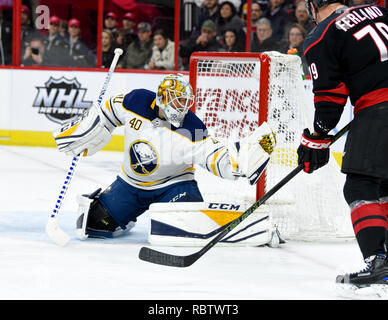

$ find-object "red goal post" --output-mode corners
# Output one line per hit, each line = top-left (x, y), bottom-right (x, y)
(189, 52), (274, 202)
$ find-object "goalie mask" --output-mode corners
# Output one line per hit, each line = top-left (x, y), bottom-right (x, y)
(156, 74), (195, 127)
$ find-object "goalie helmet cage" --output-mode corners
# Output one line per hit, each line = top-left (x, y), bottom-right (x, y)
(189, 51), (354, 240)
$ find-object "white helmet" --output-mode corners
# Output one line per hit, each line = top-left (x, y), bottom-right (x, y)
(156, 74), (194, 127)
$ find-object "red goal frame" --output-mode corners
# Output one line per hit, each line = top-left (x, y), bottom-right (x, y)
(188, 52), (274, 201)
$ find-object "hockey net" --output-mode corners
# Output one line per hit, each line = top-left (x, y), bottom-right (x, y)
(189, 51), (354, 240)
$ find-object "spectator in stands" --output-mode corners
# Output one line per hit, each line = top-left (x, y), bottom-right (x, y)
(42, 16), (68, 66)
(22, 37), (45, 66)
(250, 18), (280, 52)
(215, 1), (245, 47)
(0, 8), (12, 65)
(251, 2), (265, 33)
(115, 29), (126, 51)
(256, 0), (270, 12)
(59, 19), (69, 38)
(194, 0), (220, 35)
(279, 23), (309, 74)
(179, 19), (224, 70)
(223, 0), (242, 9)
(223, 28), (245, 51)
(66, 18), (95, 67)
(280, 23), (305, 52)
(104, 12), (118, 40)
(21, 5), (35, 52)
(101, 29), (116, 68)
(292, 2), (314, 34)
(146, 29), (176, 70)
(119, 22), (153, 69)
(283, 0), (297, 15)
(120, 12), (137, 49)
(264, 0), (289, 40)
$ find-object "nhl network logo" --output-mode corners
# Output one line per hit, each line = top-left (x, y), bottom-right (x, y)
(33, 76), (93, 124)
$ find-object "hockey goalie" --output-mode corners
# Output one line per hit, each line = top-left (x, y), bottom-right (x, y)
(53, 74), (281, 247)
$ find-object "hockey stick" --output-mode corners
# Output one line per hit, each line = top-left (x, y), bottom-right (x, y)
(46, 48), (123, 246)
(139, 123), (351, 267)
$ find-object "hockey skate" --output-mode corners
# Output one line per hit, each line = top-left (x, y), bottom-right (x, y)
(336, 254), (388, 288)
(336, 254), (388, 299)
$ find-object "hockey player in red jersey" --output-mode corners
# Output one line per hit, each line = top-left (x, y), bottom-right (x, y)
(297, 0), (388, 287)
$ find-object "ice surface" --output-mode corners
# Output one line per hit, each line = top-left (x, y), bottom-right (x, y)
(0, 145), (382, 300)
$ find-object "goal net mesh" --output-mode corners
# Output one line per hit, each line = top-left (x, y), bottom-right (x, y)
(191, 51), (354, 240)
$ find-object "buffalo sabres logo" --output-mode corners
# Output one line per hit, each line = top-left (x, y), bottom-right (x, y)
(129, 140), (159, 175)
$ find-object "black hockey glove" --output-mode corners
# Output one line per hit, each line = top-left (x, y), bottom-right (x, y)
(297, 128), (332, 174)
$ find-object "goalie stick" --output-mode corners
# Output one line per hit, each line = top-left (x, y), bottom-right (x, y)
(45, 48), (123, 246)
(139, 123), (351, 267)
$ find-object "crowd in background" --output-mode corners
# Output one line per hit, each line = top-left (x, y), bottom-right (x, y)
(0, 0), (374, 74)
(20, 6), (96, 68)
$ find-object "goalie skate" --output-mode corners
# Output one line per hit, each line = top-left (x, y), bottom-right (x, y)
(76, 189), (135, 239)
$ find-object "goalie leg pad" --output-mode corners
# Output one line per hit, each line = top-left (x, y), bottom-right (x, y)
(76, 188), (103, 240)
(147, 202), (282, 247)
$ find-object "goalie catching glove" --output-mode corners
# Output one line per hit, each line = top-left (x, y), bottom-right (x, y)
(53, 104), (113, 157)
(234, 122), (276, 185)
(297, 128), (332, 173)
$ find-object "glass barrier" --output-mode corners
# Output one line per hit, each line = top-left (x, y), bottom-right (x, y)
(103, 1), (175, 70)
(10, 0), (320, 74)
(21, 1), (97, 67)
(178, 0), (250, 70)
(0, 1), (12, 65)
(178, 0), (311, 76)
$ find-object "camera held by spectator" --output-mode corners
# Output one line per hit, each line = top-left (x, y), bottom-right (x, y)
(22, 37), (45, 66)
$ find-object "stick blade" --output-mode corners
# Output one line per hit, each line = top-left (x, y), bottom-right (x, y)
(46, 218), (70, 246)
(139, 247), (197, 268)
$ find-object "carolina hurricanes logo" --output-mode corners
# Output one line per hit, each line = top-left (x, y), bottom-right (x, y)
(129, 140), (159, 175)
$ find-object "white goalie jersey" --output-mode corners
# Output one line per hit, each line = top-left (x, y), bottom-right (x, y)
(112, 89), (239, 189)
(54, 88), (276, 190)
